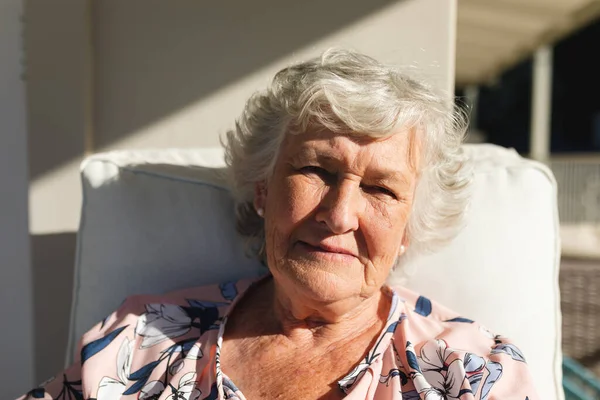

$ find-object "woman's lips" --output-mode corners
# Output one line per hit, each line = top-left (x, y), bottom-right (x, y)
(297, 240), (357, 257)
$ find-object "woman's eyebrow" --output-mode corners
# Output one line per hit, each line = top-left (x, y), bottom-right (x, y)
(292, 148), (338, 165)
(293, 148), (411, 182)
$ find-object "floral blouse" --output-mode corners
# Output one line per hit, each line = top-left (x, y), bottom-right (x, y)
(19, 275), (539, 399)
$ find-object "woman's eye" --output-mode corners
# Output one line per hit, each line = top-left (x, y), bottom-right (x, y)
(299, 166), (337, 184)
(300, 166), (327, 175)
(363, 185), (397, 199)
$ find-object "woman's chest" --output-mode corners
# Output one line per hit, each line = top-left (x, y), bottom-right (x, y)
(220, 340), (354, 400)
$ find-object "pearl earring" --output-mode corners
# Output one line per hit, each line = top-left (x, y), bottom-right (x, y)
(256, 208), (265, 217)
(399, 245), (406, 254)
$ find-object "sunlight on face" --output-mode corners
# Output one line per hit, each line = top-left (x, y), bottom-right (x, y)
(259, 129), (419, 304)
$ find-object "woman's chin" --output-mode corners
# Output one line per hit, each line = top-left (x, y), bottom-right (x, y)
(273, 260), (364, 304)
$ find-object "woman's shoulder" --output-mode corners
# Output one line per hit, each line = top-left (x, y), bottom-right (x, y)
(390, 284), (525, 356)
(20, 278), (259, 400)
(121, 276), (258, 309)
(83, 277), (259, 351)
(392, 285), (474, 324)
(389, 285), (539, 399)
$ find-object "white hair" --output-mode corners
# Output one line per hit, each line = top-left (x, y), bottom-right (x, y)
(223, 48), (472, 264)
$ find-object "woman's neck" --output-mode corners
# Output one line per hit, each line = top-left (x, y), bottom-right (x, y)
(220, 277), (393, 400)
(261, 278), (390, 347)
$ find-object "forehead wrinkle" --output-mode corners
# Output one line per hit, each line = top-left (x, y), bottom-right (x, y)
(291, 136), (358, 165)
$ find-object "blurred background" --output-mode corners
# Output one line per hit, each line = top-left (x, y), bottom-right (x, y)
(453, 1), (600, 397)
(2, 0), (600, 397)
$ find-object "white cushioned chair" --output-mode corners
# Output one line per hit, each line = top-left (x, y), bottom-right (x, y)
(66, 144), (563, 399)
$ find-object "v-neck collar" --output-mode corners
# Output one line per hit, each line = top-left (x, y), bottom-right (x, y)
(213, 274), (403, 398)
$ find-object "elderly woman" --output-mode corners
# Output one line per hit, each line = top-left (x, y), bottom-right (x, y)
(21, 49), (538, 400)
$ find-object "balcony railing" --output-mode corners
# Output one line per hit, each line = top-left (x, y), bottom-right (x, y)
(551, 155), (600, 225)
(549, 155), (600, 258)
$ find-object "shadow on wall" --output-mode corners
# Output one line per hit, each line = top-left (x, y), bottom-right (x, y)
(26, 0), (399, 179)
(31, 232), (76, 381)
(24, 0), (409, 383)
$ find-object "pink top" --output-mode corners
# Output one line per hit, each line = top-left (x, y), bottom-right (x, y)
(19, 276), (539, 399)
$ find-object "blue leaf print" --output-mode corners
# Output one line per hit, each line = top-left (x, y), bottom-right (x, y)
(186, 299), (229, 309)
(203, 382), (219, 400)
(162, 337), (198, 355)
(163, 343), (183, 355)
(414, 296), (432, 317)
(481, 361), (503, 400)
(379, 368), (408, 386)
(491, 343), (527, 362)
(464, 353), (485, 395)
(183, 304), (222, 335)
(123, 376), (151, 395)
(80, 325), (128, 365)
(385, 321), (399, 334)
(128, 360), (162, 380)
(183, 339), (197, 351)
(398, 369), (409, 385)
(27, 388), (45, 398)
(219, 282), (238, 301)
(445, 316), (474, 323)
(405, 348), (421, 372)
(464, 353), (485, 373)
(467, 373), (483, 395)
(123, 360), (162, 395)
(223, 376), (240, 392)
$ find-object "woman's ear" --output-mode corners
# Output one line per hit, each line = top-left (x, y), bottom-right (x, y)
(399, 229), (410, 255)
(253, 181), (267, 216)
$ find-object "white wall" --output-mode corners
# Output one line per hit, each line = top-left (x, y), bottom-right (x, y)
(30, 0), (456, 234)
(25, 0), (456, 384)
(27, 0), (88, 234)
(0, 0), (34, 396)
(24, 0), (89, 386)
(93, 0), (455, 154)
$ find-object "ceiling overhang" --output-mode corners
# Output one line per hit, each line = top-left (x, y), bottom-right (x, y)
(456, 0), (600, 87)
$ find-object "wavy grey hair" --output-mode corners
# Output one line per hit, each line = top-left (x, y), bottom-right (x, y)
(223, 48), (471, 265)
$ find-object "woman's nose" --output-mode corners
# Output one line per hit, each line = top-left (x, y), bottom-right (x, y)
(315, 180), (361, 234)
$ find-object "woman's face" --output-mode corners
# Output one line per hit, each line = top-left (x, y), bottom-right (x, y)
(258, 129), (419, 304)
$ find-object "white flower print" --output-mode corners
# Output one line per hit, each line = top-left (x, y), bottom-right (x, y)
(338, 361), (370, 390)
(136, 304), (192, 348)
(139, 372), (200, 400)
(186, 344), (203, 359)
(413, 340), (468, 400)
(139, 380), (166, 399)
(97, 377), (127, 399)
(166, 372), (201, 400)
(96, 338), (134, 400)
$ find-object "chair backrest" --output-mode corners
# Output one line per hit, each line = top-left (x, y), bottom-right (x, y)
(68, 144), (563, 399)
